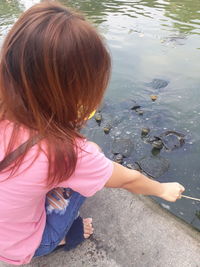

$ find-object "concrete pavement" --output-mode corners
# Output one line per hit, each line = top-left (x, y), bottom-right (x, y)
(1, 188), (200, 267)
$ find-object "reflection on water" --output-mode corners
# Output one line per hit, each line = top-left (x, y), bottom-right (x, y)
(0, 0), (200, 230)
(164, 0), (200, 34)
(1, 0), (200, 33)
(0, 0), (39, 38)
(62, 0), (200, 35)
(0, 0), (22, 36)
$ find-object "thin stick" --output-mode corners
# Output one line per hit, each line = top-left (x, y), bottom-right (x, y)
(181, 194), (200, 202)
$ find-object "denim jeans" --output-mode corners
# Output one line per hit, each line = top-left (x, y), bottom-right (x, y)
(34, 189), (86, 257)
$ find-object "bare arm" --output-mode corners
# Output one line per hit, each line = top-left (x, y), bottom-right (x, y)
(88, 141), (185, 202)
(105, 162), (185, 202)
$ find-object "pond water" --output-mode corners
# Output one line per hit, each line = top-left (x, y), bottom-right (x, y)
(0, 0), (200, 230)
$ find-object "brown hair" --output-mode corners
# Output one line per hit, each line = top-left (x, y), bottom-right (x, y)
(0, 1), (111, 186)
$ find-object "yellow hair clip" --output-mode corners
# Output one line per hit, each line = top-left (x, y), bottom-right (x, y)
(88, 110), (96, 119)
(78, 106), (96, 120)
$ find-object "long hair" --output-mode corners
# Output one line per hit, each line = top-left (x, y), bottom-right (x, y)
(0, 1), (111, 186)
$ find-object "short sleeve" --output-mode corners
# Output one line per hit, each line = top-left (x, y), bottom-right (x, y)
(58, 140), (114, 197)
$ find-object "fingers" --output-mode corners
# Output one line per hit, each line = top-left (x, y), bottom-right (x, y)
(180, 185), (185, 193)
(160, 182), (185, 202)
(176, 183), (185, 199)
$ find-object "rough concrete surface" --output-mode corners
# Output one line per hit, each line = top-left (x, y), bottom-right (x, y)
(0, 188), (200, 267)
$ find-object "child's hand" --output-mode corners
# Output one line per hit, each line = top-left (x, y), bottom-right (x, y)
(159, 182), (185, 202)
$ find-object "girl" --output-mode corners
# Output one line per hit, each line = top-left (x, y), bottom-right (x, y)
(0, 1), (184, 265)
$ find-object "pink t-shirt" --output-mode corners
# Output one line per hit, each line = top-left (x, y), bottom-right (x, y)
(0, 121), (113, 265)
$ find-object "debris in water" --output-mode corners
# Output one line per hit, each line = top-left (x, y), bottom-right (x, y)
(141, 128), (150, 137)
(103, 124), (112, 134)
(95, 112), (102, 125)
(150, 95), (158, 101)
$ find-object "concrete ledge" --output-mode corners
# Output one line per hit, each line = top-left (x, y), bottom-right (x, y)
(1, 189), (200, 267)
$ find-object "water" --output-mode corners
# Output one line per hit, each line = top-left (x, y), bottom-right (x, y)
(0, 0), (200, 230)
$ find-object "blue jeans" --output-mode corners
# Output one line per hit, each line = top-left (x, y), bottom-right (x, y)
(34, 189), (86, 257)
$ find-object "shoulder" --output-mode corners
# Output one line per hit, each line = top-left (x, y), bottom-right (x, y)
(58, 139), (114, 197)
